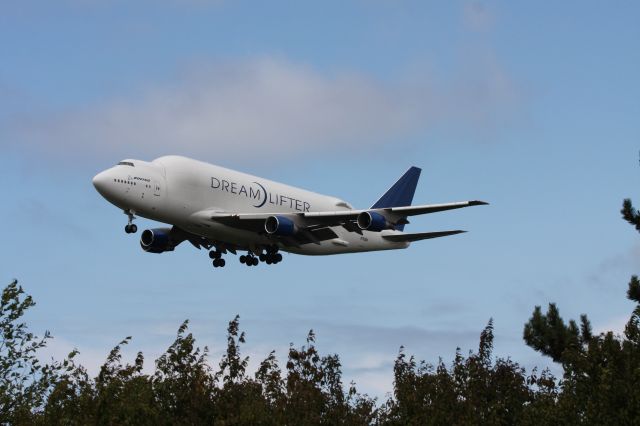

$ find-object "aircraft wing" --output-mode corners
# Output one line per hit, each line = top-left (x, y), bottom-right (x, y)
(190, 211), (341, 245)
(190, 200), (487, 241)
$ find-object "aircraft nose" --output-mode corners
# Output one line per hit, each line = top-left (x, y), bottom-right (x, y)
(92, 170), (110, 195)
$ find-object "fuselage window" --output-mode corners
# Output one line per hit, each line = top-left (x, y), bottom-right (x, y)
(118, 161), (134, 167)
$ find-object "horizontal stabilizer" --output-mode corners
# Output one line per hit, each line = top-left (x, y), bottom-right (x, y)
(382, 230), (466, 242)
(386, 200), (488, 216)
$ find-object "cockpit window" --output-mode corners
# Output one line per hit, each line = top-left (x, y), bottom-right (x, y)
(118, 161), (135, 167)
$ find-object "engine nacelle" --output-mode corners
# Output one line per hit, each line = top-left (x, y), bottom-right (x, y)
(357, 211), (393, 232)
(265, 215), (297, 236)
(140, 228), (175, 253)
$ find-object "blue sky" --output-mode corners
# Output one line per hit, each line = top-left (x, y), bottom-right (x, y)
(1, 0), (639, 397)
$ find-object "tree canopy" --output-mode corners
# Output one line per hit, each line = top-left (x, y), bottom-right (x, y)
(1, 199), (640, 424)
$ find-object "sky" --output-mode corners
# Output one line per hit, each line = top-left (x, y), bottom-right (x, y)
(1, 0), (640, 398)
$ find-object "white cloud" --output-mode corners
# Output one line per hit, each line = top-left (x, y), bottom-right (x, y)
(5, 56), (520, 166)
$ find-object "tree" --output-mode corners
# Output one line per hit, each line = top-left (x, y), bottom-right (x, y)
(621, 198), (640, 231)
(283, 330), (375, 425)
(6, 179), (640, 423)
(517, 196), (640, 423)
(152, 319), (215, 424)
(0, 280), (76, 424)
(523, 304), (592, 364)
(380, 320), (541, 425)
(211, 315), (271, 425)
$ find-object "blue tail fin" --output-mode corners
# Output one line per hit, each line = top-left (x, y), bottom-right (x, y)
(371, 166), (421, 231)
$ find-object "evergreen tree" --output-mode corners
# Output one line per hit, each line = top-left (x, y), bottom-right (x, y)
(516, 197), (640, 423)
(621, 198), (640, 232)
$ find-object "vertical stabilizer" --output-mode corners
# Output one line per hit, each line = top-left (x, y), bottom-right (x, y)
(370, 167), (421, 231)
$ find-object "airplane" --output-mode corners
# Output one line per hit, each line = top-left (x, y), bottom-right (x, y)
(92, 155), (487, 268)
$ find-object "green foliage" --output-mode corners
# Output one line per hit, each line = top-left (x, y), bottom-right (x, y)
(0, 295), (378, 425)
(621, 198), (640, 231)
(3, 191), (640, 423)
(522, 303), (591, 363)
(153, 319), (215, 423)
(522, 276), (640, 423)
(283, 330), (362, 425)
(379, 319), (543, 425)
(3, 274), (640, 424)
(627, 275), (640, 303)
(211, 316), (269, 425)
(0, 280), (77, 424)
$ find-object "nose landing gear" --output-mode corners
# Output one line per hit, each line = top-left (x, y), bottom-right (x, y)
(124, 210), (137, 234)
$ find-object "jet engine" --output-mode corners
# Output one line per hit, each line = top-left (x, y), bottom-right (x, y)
(140, 228), (175, 253)
(357, 211), (394, 232)
(264, 216), (297, 236)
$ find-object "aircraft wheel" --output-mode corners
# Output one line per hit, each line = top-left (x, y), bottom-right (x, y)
(240, 255), (246, 264)
(259, 254), (266, 262)
(130, 224), (137, 233)
(212, 259), (219, 268)
(266, 258), (272, 265)
(252, 257), (259, 266)
(275, 253), (283, 262)
(125, 225), (131, 233)
(219, 258), (226, 267)
(209, 250), (221, 259)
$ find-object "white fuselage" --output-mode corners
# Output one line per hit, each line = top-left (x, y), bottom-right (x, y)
(92, 156), (409, 255)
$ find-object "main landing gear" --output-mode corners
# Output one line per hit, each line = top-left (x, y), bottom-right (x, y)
(240, 246), (282, 267)
(260, 246), (283, 265)
(239, 254), (259, 267)
(208, 245), (283, 269)
(209, 249), (226, 268)
(124, 210), (137, 234)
